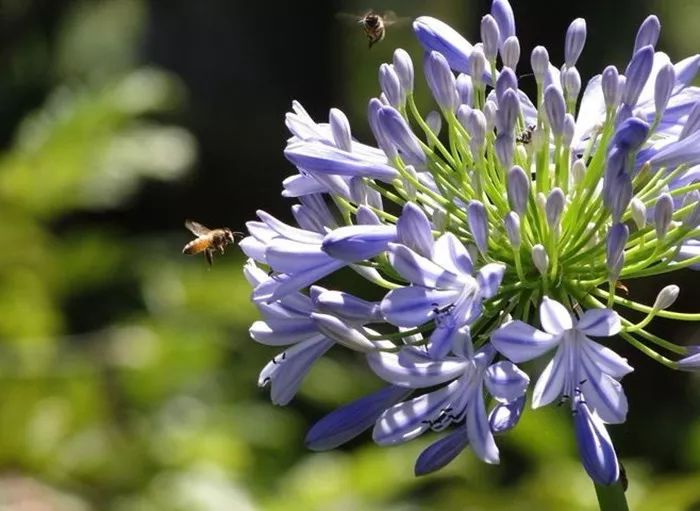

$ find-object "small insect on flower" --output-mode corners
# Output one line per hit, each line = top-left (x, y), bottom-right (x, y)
(337, 10), (408, 48)
(182, 219), (237, 267)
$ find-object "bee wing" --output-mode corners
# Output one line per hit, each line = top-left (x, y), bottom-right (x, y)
(336, 12), (363, 24)
(185, 219), (211, 236)
(382, 11), (411, 26)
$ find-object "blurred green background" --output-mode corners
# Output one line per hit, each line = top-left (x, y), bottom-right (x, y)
(1, 0), (700, 509)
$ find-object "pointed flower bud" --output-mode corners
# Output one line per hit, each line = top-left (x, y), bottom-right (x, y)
(397, 202), (434, 259)
(413, 16), (472, 73)
(611, 117), (649, 151)
(470, 46), (487, 87)
(654, 193), (673, 239)
(491, 0), (516, 46)
(393, 48), (414, 95)
(467, 200), (489, 255)
(502, 35), (520, 70)
(630, 197), (647, 230)
(571, 158), (586, 185)
(378, 106), (426, 166)
(481, 14), (501, 62)
(368, 98), (398, 158)
(507, 165), (529, 214)
(330, 108), (352, 152)
(532, 244), (549, 275)
(504, 211), (521, 248)
(562, 114), (575, 147)
(483, 99), (497, 132)
(546, 188), (565, 229)
(495, 134), (514, 169)
(574, 400), (620, 485)
(425, 51), (458, 111)
(563, 66), (582, 100)
(544, 85), (566, 136)
(622, 45), (654, 108)
(426, 110), (442, 138)
(653, 285), (680, 311)
(379, 63), (403, 109)
(606, 223), (629, 281)
(467, 109), (487, 154)
(531, 46), (550, 83)
(495, 67), (518, 103)
(456, 73), (473, 106)
(565, 18), (587, 67)
(633, 15), (661, 54)
(496, 89), (520, 135)
(602, 65), (620, 110)
(654, 63), (675, 119)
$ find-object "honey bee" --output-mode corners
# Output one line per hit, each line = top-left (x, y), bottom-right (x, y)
(182, 219), (237, 267)
(338, 10), (407, 48)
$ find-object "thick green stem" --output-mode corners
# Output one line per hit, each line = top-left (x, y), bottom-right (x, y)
(594, 481), (629, 511)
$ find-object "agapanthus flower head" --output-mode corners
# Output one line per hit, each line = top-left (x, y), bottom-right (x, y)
(240, 0), (700, 489)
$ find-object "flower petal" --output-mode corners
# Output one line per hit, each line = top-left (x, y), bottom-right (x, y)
(322, 225), (397, 262)
(249, 318), (318, 346)
(489, 395), (526, 434)
(576, 308), (621, 337)
(305, 385), (412, 450)
(314, 290), (381, 322)
(367, 350), (468, 388)
(266, 239), (332, 274)
(581, 337), (633, 379)
(257, 210), (324, 244)
(380, 286), (460, 327)
(433, 232), (473, 276)
(574, 401), (620, 485)
(252, 259), (345, 303)
(532, 344), (568, 408)
(373, 379), (465, 445)
(466, 382), (500, 464)
(476, 263), (506, 299)
(491, 320), (560, 363)
(484, 361), (530, 402)
(388, 243), (468, 288)
(540, 297), (573, 334)
(413, 16), (473, 73)
(258, 336), (334, 405)
(414, 426), (470, 476)
(397, 202), (434, 259)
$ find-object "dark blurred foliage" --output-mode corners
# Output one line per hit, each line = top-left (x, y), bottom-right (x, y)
(0, 0), (698, 509)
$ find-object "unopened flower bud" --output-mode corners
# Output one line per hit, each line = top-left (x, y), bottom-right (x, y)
(426, 110), (442, 138)
(654, 62), (675, 119)
(572, 158), (586, 185)
(330, 108), (352, 152)
(495, 67), (518, 102)
(563, 66), (582, 101)
(497, 89), (520, 135)
(653, 285), (680, 311)
(654, 192), (673, 239)
(481, 14), (500, 62)
(393, 48), (414, 95)
(630, 197), (647, 230)
(562, 114), (575, 147)
(507, 165), (529, 214)
(565, 18), (587, 67)
(602, 65), (620, 110)
(680, 102), (700, 140)
(606, 223), (629, 281)
(504, 211), (521, 248)
(379, 63), (403, 109)
(531, 46), (550, 83)
(544, 85), (566, 136)
(467, 109), (487, 155)
(546, 187), (565, 229)
(425, 51), (459, 111)
(483, 100), (498, 132)
(432, 208), (447, 231)
(456, 73), (473, 106)
(532, 244), (549, 275)
(502, 36), (520, 70)
(491, 0), (515, 45)
(683, 191), (700, 230)
(467, 200), (489, 255)
(633, 15), (661, 54)
(495, 134), (515, 169)
(470, 46), (487, 87)
(623, 45), (654, 107)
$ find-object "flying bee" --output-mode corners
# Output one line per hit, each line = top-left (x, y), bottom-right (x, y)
(516, 124), (536, 145)
(338, 10), (408, 48)
(182, 219), (237, 267)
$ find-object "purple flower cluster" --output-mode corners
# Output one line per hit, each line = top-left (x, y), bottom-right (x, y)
(240, 0), (700, 486)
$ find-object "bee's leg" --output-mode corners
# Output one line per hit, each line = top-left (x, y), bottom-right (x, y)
(219, 246), (225, 255)
(205, 249), (213, 268)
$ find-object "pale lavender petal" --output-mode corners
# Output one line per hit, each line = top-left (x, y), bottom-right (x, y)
(373, 379), (466, 445)
(678, 351), (700, 370)
(258, 336), (334, 405)
(476, 263), (506, 299)
(397, 202), (435, 259)
(428, 323), (461, 360)
(257, 210), (324, 244)
(539, 297), (574, 334)
(367, 350), (468, 387)
(576, 308), (622, 337)
(414, 426), (469, 476)
(484, 361), (530, 402)
(466, 383), (500, 464)
(249, 318), (318, 346)
(314, 290), (381, 322)
(432, 232), (473, 276)
(322, 225), (397, 262)
(311, 312), (378, 352)
(581, 338), (634, 379)
(252, 259), (345, 302)
(574, 401), (620, 485)
(388, 243), (468, 288)
(413, 16), (473, 73)
(238, 236), (267, 263)
(579, 338), (629, 423)
(491, 320), (560, 363)
(282, 173), (327, 197)
(381, 286), (461, 327)
(532, 344), (568, 408)
(266, 239), (332, 273)
(305, 385), (412, 450)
